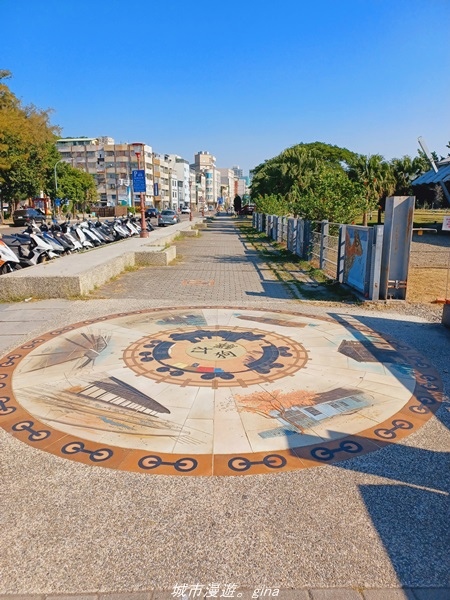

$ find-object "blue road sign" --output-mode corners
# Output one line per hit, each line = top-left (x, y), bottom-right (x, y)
(132, 169), (146, 193)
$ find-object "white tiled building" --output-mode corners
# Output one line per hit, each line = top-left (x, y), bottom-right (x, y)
(218, 167), (237, 209)
(191, 151), (221, 210)
(56, 137), (154, 207)
(167, 155), (192, 210)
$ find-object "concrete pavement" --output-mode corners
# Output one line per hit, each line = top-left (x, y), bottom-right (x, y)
(0, 215), (448, 598)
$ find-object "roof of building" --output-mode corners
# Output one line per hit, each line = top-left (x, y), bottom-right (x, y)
(412, 164), (450, 185)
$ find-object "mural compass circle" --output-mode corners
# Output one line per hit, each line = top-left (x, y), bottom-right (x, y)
(0, 308), (443, 476)
(124, 326), (308, 387)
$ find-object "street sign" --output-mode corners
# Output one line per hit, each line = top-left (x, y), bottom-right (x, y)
(132, 169), (146, 193)
(154, 182), (159, 196)
(443, 215), (450, 231)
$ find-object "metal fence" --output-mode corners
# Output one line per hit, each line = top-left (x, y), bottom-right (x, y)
(258, 215), (344, 278)
(253, 201), (450, 303)
(309, 221), (341, 278)
(253, 213), (382, 300)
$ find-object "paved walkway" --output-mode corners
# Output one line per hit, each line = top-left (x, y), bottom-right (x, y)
(0, 216), (449, 599)
(89, 217), (293, 303)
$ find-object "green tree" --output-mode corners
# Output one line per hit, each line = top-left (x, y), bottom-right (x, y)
(289, 164), (366, 223)
(251, 142), (364, 224)
(0, 71), (60, 215)
(347, 154), (395, 225)
(390, 155), (429, 196)
(254, 194), (290, 216)
(250, 146), (315, 200)
(57, 164), (98, 216)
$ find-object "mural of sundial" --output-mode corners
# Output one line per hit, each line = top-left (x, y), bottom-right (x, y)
(0, 308), (443, 475)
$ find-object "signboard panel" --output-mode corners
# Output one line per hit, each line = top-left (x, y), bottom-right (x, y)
(442, 215), (450, 231)
(132, 170), (146, 193)
(343, 226), (370, 294)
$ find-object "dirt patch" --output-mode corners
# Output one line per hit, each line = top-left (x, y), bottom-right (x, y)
(408, 234), (450, 302)
(407, 268), (450, 302)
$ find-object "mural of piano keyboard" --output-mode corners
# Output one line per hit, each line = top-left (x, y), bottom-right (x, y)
(0, 308), (443, 476)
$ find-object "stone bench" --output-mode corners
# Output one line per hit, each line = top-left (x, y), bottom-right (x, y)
(0, 219), (200, 300)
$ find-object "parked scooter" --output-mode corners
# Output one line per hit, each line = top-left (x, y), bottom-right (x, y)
(70, 221), (95, 249)
(104, 218), (131, 239)
(123, 216), (142, 236)
(40, 221), (75, 254)
(58, 221), (83, 252)
(1, 224), (59, 267)
(28, 223), (67, 256)
(78, 221), (104, 246)
(93, 220), (116, 243)
(0, 238), (22, 274)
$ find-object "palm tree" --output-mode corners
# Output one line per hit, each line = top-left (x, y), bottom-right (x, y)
(348, 154), (395, 225)
(390, 155), (430, 196)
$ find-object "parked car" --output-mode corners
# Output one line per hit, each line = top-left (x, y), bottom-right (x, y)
(181, 206), (191, 214)
(239, 204), (255, 216)
(12, 208), (47, 227)
(158, 209), (180, 226)
(145, 207), (160, 219)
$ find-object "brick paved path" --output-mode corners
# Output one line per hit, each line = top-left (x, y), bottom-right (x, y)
(90, 216), (293, 302)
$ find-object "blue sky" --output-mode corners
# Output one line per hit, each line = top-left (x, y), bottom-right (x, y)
(1, 0), (449, 174)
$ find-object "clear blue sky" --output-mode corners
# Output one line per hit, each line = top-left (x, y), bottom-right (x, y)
(2, 0), (449, 174)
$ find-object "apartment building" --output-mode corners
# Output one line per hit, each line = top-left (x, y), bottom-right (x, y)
(191, 151), (221, 209)
(57, 138), (245, 212)
(152, 153), (172, 209)
(218, 167), (236, 208)
(237, 175), (251, 199)
(56, 137), (154, 207)
(167, 155), (192, 210)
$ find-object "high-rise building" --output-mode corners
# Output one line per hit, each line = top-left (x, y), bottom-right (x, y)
(191, 151), (221, 209)
(218, 168), (237, 208)
(167, 155), (192, 210)
(152, 153), (171, 209)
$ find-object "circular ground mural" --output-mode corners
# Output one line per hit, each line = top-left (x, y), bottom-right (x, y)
(0, 308), (443, 476)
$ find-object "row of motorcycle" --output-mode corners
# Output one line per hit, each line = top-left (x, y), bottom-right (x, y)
(0, 216), (153, 275)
